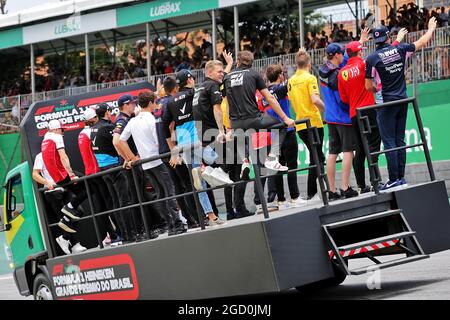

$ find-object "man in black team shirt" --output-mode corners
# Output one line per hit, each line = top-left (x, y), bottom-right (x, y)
(223, 50), (295, 171)
(154, 76), (200, 228)
(111, 94), (147, 242)
(162, 70), (226, 226)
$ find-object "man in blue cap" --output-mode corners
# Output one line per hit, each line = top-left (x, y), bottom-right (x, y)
(319, 43), (359, 201)
(365, 18), (437, 191)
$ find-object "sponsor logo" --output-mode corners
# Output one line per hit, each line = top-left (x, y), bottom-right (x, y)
(54, 16), (81, 35)
(51, 254), (139, 300)
(230, 73), (244, 87)
(180, 102), (187, 114)
(342, 70), (349, 81)
(149, 1), (181, 18)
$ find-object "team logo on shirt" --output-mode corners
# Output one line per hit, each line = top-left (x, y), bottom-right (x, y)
(230, 73), (244, 87)
(342, 70), (349, 81)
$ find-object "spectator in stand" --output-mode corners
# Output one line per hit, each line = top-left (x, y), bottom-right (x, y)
(440, 7), (449, 27)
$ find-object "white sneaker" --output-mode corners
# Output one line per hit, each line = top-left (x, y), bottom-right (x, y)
(191, 167), (203, 190)
(264, 157), (288, 171)
(267, 201), (279, 211)
(210, 167), (234, 186)
(278, 201), (291, 210)
(208, 218), (227, 227)
(102, 234), (111, 247)
(307, 194), (322, 204)
(72, 242), (87, 254)
(56, 235), (71, 255)
(200, 166), (216, 187)
(256, 204), (263, 214)
(289, 197), (308, 207)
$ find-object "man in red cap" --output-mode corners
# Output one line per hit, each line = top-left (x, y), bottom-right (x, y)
(338, 41), (381, 193)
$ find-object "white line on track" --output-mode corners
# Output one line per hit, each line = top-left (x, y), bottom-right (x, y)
(0, 275), (13, 281)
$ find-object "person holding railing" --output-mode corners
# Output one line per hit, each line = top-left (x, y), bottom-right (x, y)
(162, 69), (226, 227)
(288, 48), (325, 202)
(40, 119), (88, 252)
(119, 92), (187, 236)
(365, 17), (438, 192)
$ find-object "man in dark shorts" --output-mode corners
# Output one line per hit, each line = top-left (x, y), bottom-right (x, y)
(320, 43), (358, 200)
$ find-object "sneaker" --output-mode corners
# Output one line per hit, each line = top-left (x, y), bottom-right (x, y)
(200, 166), (217, 187)
(256, 204), (263, 214)
(227, 210), (237, 221)
(58, 215), (76, 233)
(72, 243), (87, 254)
(340, 186), (359, 199)
(399, 178), (408, 188)
(264, 157), (288, 171)
(102, 234), (112, 246)
(328, 191), (342, 201)
(359, 186), (372, 194)
(380, 179), (403, 192)
(168, 223), (188, 236)
(267, 201), (279, 212)
(278, 201), (291, 210)
(209, 167), (234, 186)
(61, 205), (82, 220)
(240, 159), (250, 180)
(208, 217), (227, 227)
(188, 222), (201, 229)
(235, 210), (255, 218)
(56, 235), (71, 255)
(110, 235), (123, 247)
(156, 225), (169, 235)
(191, 167), (203, 190)
(289, 197), (308, 207)
(307, 194), (322, 204)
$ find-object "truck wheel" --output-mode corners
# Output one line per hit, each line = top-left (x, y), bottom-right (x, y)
(295, 264), (347, 293)
(33, 274), (54, 300)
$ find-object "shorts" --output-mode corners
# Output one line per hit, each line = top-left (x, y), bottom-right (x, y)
(328, 124), (356, 154)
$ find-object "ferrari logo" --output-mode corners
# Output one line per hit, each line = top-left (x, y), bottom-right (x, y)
(342, 70), (349, 81)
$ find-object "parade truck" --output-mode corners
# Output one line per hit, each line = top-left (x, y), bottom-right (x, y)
(1, 83), (450, 300)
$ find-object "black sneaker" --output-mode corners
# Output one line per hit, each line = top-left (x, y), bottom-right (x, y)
(58, 215), (77, 233)
(328, 191), (342, 202)
(359, 186), (372, 194)
(187, 222), (200, 229)
(168, 224), (188, 236)
(148, 229), (159, 239)
(61, 205), (82, 220)
(156, 225), (168, 235)
(341, 186), (359, 199)
(226, 211), (237, 221)
(235, 210), (255, 218)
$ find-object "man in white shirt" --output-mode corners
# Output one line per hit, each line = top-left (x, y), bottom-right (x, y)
(32, 151), (86, 255)
(119, 91), (187, 236)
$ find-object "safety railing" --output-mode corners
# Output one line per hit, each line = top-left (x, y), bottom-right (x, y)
(37, 119), (328, 258)
(356, 97), (435, 194)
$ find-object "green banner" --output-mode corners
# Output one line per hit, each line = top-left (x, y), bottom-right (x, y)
(117, 0), (219, 27)
(0, 28), (23, 50)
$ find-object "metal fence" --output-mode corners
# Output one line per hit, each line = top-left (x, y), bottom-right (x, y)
(1, 26), (450, 134)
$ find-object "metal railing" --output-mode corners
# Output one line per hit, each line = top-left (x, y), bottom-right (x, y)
(1, 26), (450, 134)
(356, 97), (436, 194)
(37, 119), (328, 258)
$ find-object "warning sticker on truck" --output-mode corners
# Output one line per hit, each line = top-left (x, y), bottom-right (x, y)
(51, 253), (139, 300)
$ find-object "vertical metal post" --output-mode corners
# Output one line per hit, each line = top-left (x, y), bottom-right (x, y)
(308, 125), (329, 206)
(84, 179), (103, 249)
(234, 6), (239, 55)
(355, 0), (360, 36)
(113, 31), (117, 68)
(299, 0), (305, 48)
(393, 0), (397, 16)
(412, 99), (436, 181)
(212, 10), (217, 60)
(374, 0), (379, 26)
(248, 136), (270, 219)
(131, 166), (150, 238)
(413, 54), (419, 104)
(146, 23), (152, 80)
(287, 2), (291, 49)
(85, 34), (91, 89)
(30, 44), (35, 103)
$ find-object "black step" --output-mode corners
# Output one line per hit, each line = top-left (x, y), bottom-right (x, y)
(349, 255), (429, 275)
(323, 209), (402, 229)
(338, 231), (416, 252)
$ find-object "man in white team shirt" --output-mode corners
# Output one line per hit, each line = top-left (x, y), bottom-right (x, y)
(40, 119), (88, 254)
(32, 151), (86, 255)
(119, 91), (187, 236)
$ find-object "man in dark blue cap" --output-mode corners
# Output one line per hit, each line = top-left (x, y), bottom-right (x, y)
(320, 43), (359, 201)
(365, 17), (437, 192)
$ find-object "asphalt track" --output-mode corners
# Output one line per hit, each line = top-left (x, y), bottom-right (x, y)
(1, 250), (449, 300)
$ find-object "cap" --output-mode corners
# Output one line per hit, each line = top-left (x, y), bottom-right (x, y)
(48, 119), (62, 130)
(176, 69), (195, 85)
(346, 41), (365, 54)
(95, 103), (111, 117)
(326, 43), (344, 57)
(373, 26), (389, 44)
(82, 107), (97, 121)
(118, 94), (136, 107)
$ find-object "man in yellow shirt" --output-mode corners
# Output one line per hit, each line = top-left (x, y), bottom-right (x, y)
(288, 48), (326, 201)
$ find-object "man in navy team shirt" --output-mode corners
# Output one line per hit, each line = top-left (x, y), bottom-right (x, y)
(365, 18), (437, 191)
